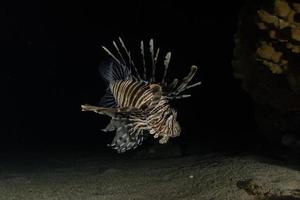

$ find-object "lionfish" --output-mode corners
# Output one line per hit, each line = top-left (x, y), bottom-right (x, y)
(81, 37), (200, 153)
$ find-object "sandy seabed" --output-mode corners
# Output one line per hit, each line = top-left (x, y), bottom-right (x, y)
(0, 153), (299, 200)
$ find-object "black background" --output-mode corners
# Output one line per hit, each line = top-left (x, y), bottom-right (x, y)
(2, 0), (256, 154)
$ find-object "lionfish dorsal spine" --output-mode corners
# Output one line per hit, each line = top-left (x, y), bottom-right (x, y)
(101, 45), (121, 66)
(154, 48), (160, 65)
(118, 37), (131, 65)
(128, 51), (142, 81)
(112, 40), (126, 66)
(140, 40), (147, 80)
(149, 39), (156, 83)
(162, 52), (172, 84)
(101, 37), (200, 99)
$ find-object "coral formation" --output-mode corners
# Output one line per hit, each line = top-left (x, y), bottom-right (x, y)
(256, 41), (288, 74)
(256, 0), (300, 75)
(233, 0), (300, 155)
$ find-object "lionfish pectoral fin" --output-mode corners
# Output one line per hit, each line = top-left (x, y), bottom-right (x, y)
(159, 135), (170, 144)
(102, 111), (142, 133)
(81, 104), (118, 117)
(109, 118), (146, 153)
(107, 107), (149, 153)
(174, 65), (198, 94)
(150, 128), (170, 144)
(101, 118), (116, 132)
(166, 65), (201, 98)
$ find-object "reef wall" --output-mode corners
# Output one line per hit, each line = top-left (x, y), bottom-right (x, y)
(233, 0), (300, 154)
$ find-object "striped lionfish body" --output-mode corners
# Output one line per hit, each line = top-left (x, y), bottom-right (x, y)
(81, 38), (200, 153)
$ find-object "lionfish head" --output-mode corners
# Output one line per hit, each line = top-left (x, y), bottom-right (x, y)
(153, 108), (181, 144)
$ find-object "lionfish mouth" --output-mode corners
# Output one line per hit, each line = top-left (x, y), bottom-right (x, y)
(81, 37), (201, 153)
